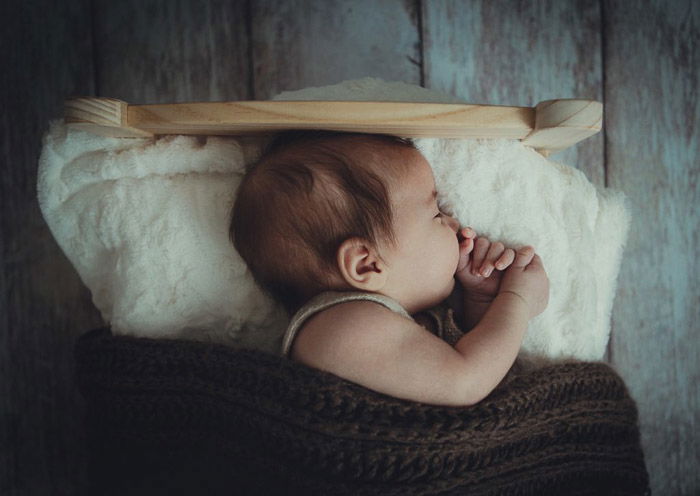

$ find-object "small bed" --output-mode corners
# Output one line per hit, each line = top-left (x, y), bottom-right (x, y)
(41, 79), (647, 494)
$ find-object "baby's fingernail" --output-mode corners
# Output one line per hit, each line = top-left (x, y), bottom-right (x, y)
(482, 268), (492, 277)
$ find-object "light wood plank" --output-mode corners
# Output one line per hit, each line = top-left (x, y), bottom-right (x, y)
(64, 97), (602, 154)
(0, 1), (100, 494)
(251, 0), (421, 99)
(421, 0), (604, 184)
(93, 0), (251, 102)
(67, 98), (534, 136)
(604, 0), (700, 493)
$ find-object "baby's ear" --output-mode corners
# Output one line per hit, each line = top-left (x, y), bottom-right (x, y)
(336, 238), (388, 292)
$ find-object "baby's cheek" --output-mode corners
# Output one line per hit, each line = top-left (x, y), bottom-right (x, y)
(452, 239), (463, 267)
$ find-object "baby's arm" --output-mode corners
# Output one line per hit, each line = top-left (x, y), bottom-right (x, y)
(292, 299), (522, 406)
(292, 248), (548, 406)
(454, 292), (530, 395)
(450, 246), (542, 399)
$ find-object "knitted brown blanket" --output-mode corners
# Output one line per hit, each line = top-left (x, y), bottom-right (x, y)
(75, 328), (649, 495)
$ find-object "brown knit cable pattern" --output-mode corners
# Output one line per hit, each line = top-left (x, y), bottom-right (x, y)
(414, 301), (465, 347)
(75, 328), (649, 495)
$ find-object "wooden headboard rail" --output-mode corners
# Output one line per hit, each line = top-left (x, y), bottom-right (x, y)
(64, 97), (602, 156)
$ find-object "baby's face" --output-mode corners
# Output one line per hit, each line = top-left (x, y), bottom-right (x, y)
(379, 148), (461, 314)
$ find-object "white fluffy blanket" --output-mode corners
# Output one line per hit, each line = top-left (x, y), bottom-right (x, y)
(38, 78), (629, 360)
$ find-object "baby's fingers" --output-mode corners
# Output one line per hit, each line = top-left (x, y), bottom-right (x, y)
(471, 237), (490, 275)
(456, 228), (476, 273)
(495, 248), (515, 270)
(512, 246), (535, 269)
(459, 227), (476, 241)
(479, 241), (506, 277)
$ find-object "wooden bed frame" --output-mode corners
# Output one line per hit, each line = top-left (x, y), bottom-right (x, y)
(64, 97), (602, 156)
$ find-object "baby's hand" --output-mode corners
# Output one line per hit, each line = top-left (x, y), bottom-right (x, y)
(499, 247), (549, 318)
(455, 228), (517, 300)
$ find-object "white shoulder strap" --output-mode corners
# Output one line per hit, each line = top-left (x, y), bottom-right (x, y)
(281, 291), (412, 356)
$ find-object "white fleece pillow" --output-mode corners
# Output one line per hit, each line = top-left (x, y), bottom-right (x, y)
(416, 138), (629, 359)
(37, 77), (629, 359)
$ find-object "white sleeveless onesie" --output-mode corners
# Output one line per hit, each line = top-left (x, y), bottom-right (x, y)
(280, 291), (413, 357)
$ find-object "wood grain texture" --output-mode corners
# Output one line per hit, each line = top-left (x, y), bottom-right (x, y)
(93, 0), (252, 103)
(0, 1), (101, 494)
(604, 0), (699, 493)
(70, 99), (539, 138)
(421, 0), (605, 185)
(250, 0), (421, 98)
(522, 99), (603, 153)
(64, 98), (601, 154)
(65, 97), (154, 137)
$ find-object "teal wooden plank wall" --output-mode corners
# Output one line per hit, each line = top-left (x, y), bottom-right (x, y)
(1, 0), (697, 494)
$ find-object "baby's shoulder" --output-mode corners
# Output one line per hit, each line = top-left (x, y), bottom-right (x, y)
(290, 300), (419, 366)
(316, 299), (406, 324)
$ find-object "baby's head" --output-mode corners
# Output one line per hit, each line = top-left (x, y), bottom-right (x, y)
(231, 130), (461, 315)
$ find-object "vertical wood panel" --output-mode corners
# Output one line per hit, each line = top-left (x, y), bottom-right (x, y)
(93, 0), (251, 103)
(250, 0), (421, 99)
(0, 1), (98, 494)
(604, 0), (699, 493)
(422, 0), (604, 184)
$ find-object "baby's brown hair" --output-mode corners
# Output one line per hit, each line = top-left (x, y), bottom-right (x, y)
(230, 130), (417, 315)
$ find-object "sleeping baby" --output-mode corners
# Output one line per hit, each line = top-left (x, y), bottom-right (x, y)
(230, 131), (549, 406)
